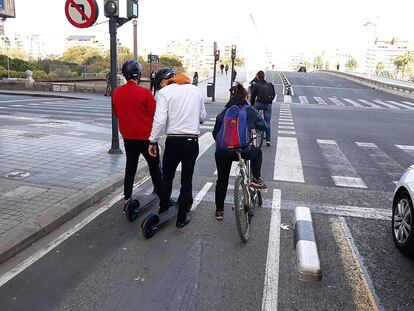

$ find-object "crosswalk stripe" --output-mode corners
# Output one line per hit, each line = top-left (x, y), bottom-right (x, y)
(299, 96), (309, 104)
(343, 98), (363, 107)
(402, 101), (414, 108)
(279, 125), (295, 130)
(358, 99), (381, 108)
(0, 106), (109, 117)
(279, 118), (293, 122)
(209, 117), (216, 121)
(284, 95), (292, 103)
(317, 139), (367, 188)
(214, 161), (239, 176)
(372, 100), (399, 109)
(200, 125), (214, 130)
(203, 121), (215, 125)
(279, 121), (294, 125)
(274, 136), (304, 183)
(396, 145), (414, 158)
(356, 142), (404, 182)
(278, 130), (296, 135)
(314, 97), (327, 105)
(387, 100), (414, 109)
(18, 101), (110, 111)
(329, 98), (345, 106)
(177, 132), (215, 171)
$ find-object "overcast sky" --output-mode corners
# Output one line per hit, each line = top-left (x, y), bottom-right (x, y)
(5, 0), (414, 58)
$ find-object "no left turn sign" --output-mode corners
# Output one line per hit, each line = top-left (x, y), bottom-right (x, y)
(65, 0), (99, 28)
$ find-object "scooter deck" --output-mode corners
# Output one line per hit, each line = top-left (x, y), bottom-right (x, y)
(156, 203), (178, 225)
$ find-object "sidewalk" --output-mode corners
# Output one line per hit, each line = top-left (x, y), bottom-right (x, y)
(0, 91), (133, 264)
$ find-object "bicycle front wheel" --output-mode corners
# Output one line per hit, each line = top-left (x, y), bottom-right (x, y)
(256, 131), (264, 148)
(234, 176), (251, 242)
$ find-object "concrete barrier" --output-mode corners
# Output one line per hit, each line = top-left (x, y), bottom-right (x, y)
(294, 206), (322, 282)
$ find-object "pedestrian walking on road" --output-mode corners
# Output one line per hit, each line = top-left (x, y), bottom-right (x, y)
(192, 71), (199, 86)
(104, 72), (111, 96)
(150, 70), (156, 92)
(250, 70), (275, 147)
(212, 83), (268, 221)
(113, 60), (163, 210)
(225, 64), (229, 75)
(148, 67), (206, 228)
(220, 63), (224, 74)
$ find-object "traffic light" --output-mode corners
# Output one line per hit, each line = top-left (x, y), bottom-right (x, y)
(214, 49), (220, 62)
(104, 0), (119, 17)
(127, 0), (138, 18)
(231, 45), (236, 60)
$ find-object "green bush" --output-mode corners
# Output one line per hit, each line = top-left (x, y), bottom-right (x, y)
(9, 70), (26, 78)
(32, 70), (48, 80)
(0, 66), (7, 78)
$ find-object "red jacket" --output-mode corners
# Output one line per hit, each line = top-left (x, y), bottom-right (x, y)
(113, 80), (156, 140)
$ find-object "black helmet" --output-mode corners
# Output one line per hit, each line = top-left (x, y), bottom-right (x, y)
(121, 60), (142, 80)
(153, 67), (176, 92)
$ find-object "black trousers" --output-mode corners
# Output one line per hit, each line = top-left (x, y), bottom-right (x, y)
(123, 139), (162, 200)
(159, 136), (199, 222)
(215, 147), (262, 212)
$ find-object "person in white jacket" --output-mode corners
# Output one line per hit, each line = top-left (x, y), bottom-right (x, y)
(148, 68), (206, 228)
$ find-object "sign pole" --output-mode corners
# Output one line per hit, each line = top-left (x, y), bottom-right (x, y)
(212, 42), (217, 102)
(108, 15), (122, 154)
(133, 19), (138, 59)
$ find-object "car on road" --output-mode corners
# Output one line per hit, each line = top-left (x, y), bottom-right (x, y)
(392, 164), (414, 256)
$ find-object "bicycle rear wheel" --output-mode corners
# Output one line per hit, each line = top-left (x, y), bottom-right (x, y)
(256, 131), (264, 148)
(234, 176), (251, 242)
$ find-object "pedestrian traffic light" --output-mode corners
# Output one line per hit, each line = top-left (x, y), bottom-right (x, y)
(231, 45), (236, 60)
(214, 49), (220, 62)
(127, 0), (138, 18)
(104, 0), (119, 17)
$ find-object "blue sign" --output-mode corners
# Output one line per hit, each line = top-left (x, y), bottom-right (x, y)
(0, 0), (4, 10)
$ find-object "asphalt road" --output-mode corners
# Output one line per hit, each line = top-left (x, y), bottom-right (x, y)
(1, 72), (414, 311)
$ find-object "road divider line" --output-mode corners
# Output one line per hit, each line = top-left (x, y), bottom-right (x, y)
(261, 189), (281, 311)
(274, 136), (304, 183)
(0, 176), (152, 288)
(294, 206), (322, 281)
(191, 182), (213, 211)
(330, 217), (383, 311)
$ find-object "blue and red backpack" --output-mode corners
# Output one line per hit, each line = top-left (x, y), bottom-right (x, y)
(217, 104), (250, 151)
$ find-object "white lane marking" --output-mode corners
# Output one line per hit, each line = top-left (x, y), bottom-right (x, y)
(7, 101), (111, 112)
(209, 117), (216, 121)
(177, 132), (215, 171)
(274, 136), (304, 182)
(284, 95), (292, 104)
(200, 125), (214, 130)
(191, 182), (213, 211)
(396, 145), (414, 158)
(10, 105), (25, 107)
(314, 97), (327, 105)
(203, 121), (215, 125)
(309, 204), (390, 220)
(372, 100), (399, 109)
(386, 100), (414, 109)
(299, 96), (309, 104)
(356, 142), (404, 182)
(214, 161), (239, 176)
(278, 130), (296, 135)
(343, 98), (363, 107)
(261, 189), (281, 311)
(278, 125), (295, 130)
(0, 176), (152, 288)
(279, 118), (293, 122)
(279, 122), (294, 125)
(358, 99), (381, 108)
(402, 101), (414, 108)
(329, 98), (345, 106)
(317, 140), (367, 188)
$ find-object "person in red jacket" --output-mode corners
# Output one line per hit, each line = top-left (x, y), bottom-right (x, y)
(113, 60), (162, 209)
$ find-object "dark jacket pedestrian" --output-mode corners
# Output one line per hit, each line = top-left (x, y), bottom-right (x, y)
(192, 72), (199, 86)
(105, 72), (111, 96)
(225, 65), (229, 75)
(220, 64), (224, 74)
(150, 70), (156, 91)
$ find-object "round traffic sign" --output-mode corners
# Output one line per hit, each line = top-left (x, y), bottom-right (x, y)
(65, 0), (99, 29)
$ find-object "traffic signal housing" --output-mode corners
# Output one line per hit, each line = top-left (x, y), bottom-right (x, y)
(231, 45), (236, 60)
(127, 0), (138, 18)
(214, 49), (220, 62)
(104, 0), (119, 17)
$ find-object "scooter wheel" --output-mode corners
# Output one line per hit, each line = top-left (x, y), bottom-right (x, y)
(141, 214), (159, 239)
(126, 199), (140, 222)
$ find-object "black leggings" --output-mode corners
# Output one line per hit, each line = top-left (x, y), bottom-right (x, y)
(215, 147), (262, 212)
(123, 139), (162, 200)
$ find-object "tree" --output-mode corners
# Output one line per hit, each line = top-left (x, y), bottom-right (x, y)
(62, 46), (102, 64)
(235, 58), (245, 66)
(345, 58), (358, 71)
(325, 61), (330, 70)
(394, 52), (414, 79)
(376, 62), (385, 74)
(314, 56), (324, 69)
(160, 54), (183, 67)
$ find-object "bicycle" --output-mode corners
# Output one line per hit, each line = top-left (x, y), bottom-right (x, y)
(251, 110), (265, 148)
(233, 149), (263, 242)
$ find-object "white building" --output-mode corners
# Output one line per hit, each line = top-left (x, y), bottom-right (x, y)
(65, 35), (109, 52)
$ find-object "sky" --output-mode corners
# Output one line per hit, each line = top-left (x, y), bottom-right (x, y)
(4, 0), (414, 61)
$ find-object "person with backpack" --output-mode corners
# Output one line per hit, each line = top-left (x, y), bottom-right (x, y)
(112, 60), (163, 210)
(250, 70), (276, 147)
(148, 67), (206, 228)
(212, 83), (268, 221)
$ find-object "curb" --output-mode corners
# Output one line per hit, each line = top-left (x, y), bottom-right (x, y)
(294, 206), (322, 282)
(0, 90), (89, 100)
(0, 172), (125, 264)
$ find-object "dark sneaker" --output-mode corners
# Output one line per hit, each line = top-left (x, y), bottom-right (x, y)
(215, 211), (224, 221)
(266, 141), (271, 147)
(176, 212), (191, 229)
(250, 178), (268, 190)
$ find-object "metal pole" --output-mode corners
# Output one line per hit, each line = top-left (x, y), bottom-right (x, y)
(212, 42), (217, 102)
(230, 59), (235, 89)
(108, 16), (122, 154)
(149, 52), (152, 79)
(133, 19), (138, 59)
